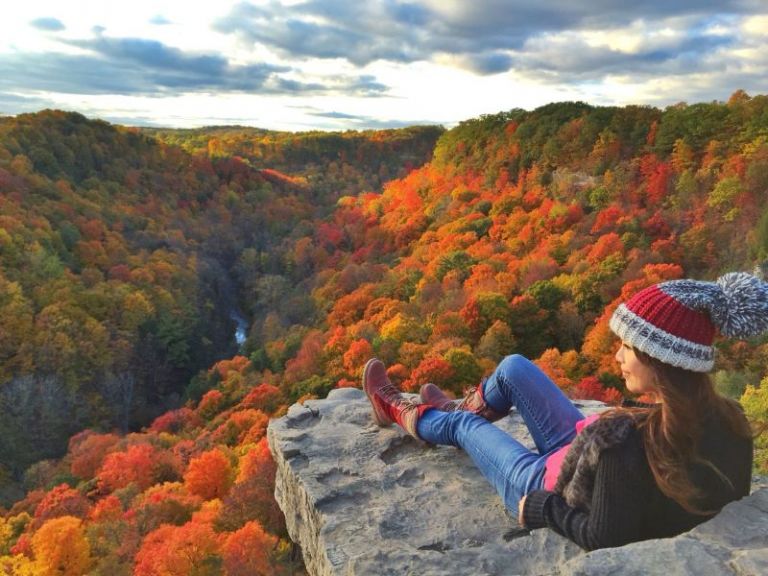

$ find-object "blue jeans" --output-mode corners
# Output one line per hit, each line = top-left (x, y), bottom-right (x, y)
(415, 354), (584, 511)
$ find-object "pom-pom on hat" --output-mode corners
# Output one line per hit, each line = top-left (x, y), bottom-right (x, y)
(609, 272), (768, 372)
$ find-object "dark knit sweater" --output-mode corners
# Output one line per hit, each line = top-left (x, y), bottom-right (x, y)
(522, 407), (753, 551)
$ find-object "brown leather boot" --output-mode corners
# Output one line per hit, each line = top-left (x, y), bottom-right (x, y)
(419, 382), (507, 422)
(363, 358), (430, 439)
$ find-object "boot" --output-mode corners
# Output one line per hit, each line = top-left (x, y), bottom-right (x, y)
(419, 382), (507, 422)
(363, 358), (429, 439)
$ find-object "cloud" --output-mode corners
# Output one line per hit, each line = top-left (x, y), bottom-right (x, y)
(0, 92), (56, 115)
(306, 109), (434, 129)
(0, 34), (390, 98)
(214, 0), (763, 79)
(150, 15), (172, 25)
(512, 27), (737, 82)
(30, 17), (65, 32)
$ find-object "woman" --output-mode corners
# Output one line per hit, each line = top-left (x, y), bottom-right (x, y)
(363, 272), (762, 550)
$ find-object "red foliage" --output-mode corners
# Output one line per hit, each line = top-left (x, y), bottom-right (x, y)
(10, 533), (32, 557)
(108, 264), (132, 281)
(572, 376), (624, 404)
(459, 298), (483, 337)
(97, 444), (159, 492)
(591, 205), (622, 234)
(149, 407), (202, 434)
(402, 356), (455, 392)
(69, 431), (121, 480)
(89, 495), (123, 522)
(335, 378), (358, 389)
(241, 383), (282, 413)
(33, 484), (92, 527)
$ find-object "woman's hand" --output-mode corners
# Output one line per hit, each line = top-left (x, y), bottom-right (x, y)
(518, 494), (527, 526)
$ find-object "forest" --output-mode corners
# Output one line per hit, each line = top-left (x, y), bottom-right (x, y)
(0, 92), (767, 574)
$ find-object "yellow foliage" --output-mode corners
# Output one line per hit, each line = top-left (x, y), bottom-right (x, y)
(0, 554), (39, 575)
(31, 516), (91, 576)
(741, 379), (768, 473)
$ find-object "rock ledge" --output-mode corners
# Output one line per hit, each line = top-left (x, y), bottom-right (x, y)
(267, 388), (767, 576)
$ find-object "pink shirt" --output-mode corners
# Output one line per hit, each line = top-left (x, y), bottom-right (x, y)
(543, 413), (601, 490)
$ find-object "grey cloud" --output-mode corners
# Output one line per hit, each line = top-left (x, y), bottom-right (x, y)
(0, 92), (56, 115)
(0, 43), (280, 94)
(513, 29), (736, 82)
(0, 35), (390, 97)
(30, 17), (65, 31)
(307, 109), (436, 129)
(214, 1), (435, 66)
(214, 0), (761, 77)
(466, 52), (514, 75)
(310, 111), (361, 119)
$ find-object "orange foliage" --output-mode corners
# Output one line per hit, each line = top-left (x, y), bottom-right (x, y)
(586, 233), (623, 264)
(222, 521), (279, 576)
(184, 449), (234, 500)
(211, 409), (269, 446)
(197, 389), (225, 420)
(342, 338), (374, 374)
(327, 284), (377, 326)
(534, 349), (573, 390)
(212, 355), (251, 380)
(133, 522), (222, 576)
(591, 205), (622, 234)
(219, 438), (284, 533)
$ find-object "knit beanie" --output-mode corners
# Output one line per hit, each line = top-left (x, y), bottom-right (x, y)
(609, 272), (768, 372)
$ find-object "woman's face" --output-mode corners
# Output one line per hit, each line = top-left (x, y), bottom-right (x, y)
(615, 341), (658, 397)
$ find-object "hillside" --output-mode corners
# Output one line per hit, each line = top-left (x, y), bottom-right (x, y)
(1, 95), (767, 574)
(0, 111), (440, 480)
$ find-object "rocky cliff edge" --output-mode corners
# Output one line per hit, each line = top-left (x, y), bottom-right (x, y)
(267, 388), (768, 576)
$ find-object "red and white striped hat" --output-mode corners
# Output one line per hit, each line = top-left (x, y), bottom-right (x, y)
(609, 272), (768, 372)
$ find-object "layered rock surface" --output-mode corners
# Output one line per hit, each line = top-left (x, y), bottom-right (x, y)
(267, 388), (767, 576)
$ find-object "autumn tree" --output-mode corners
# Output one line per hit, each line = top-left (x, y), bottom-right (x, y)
(133, 522), (222, 576)
(32, 516), (92, 576)
(184, 448), (234, 500)
(221, 521), (279, 576)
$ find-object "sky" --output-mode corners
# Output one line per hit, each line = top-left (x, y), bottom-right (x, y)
(1, 1), (767, 132)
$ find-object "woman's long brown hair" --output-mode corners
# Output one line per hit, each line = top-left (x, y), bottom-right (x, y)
(629, 349), (752, 515)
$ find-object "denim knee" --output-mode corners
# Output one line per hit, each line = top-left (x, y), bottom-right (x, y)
(498, 354), (529, 377)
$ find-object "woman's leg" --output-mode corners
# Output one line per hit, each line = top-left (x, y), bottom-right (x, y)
(482, 355), (584, 454)
(416, 409), (546, 510)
